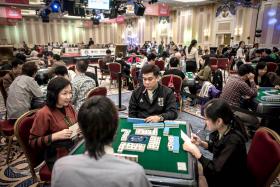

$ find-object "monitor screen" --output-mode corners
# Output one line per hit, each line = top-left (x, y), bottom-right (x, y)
(87, 0), (110, 10)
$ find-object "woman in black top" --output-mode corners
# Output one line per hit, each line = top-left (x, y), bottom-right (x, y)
(183, 99), (250, 187)
(254, 61), (280, 89)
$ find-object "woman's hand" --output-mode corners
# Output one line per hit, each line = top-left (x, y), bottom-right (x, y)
(275, 85), (280, 90)
(52, 129), (73, 141)
(183, 142), (202, 159)
(191, 133), (202, 146)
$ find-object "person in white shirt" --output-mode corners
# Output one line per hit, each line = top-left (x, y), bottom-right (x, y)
(52, 96), (151, 187)
(185, 39), (199, 72)
(236, 41), (246, 63)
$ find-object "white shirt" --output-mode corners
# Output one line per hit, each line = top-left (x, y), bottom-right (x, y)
(52, 152), (151, 187)
(186, 47), (199, 68)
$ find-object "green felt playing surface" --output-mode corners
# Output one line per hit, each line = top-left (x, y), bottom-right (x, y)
(185, 72), (194, 79)
(256, 87), (280, 102)
(71, 118), (190, 175)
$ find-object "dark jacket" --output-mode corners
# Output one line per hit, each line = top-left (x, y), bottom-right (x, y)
(255, 72), (280, 87)
(199, 129), (250, 187)
(128, 83), (178, 120)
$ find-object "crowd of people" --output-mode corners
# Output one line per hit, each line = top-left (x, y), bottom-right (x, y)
(0, 37), (279, 187)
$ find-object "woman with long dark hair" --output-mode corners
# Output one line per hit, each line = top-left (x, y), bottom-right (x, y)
(185, 39), (199, 72)
(183, 99), (249, 187)
(254, 61), (280, 88)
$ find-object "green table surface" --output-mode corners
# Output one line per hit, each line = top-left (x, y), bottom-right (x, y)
(185, 72), (194, 79)
(71, 118), (193, 178)
(256, 87), (280, 103)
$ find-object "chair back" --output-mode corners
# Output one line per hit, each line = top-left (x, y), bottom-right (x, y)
(108, 63), (121, 81)
(267, 62), (278, 73)
(86, 87), (107, 99)
(0, 78), (7, 106)
(130, 66), (139, 89)
(0, 70), (9, 78)
(14, 110), (43, 180)
(98, 59), (109, 74)
(161, 75), (182, 94)
(209, 57), (218, 72)
(155, 60), (165, 71)
(247, 127), (280, 187)
(217, 58), (229, 70)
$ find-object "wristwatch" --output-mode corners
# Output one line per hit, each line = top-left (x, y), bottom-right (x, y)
(159, 115), (164, 122)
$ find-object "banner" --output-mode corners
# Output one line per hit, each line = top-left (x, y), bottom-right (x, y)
(158, 3), (170, 16)
(143, 3), (169, 16)
(0, 7), (22, 19)
(3, 0), (29, 4)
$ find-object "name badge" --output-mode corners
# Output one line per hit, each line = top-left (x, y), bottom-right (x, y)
(158, 97), (164, 106)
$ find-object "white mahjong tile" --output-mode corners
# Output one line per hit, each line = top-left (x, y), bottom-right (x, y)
(177, 162), (187, 171)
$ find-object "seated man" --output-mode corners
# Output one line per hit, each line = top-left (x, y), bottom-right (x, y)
(220, 64), (258, 128)
(71, 60), (95, 111)
(129, 64), (178, 122)
(163, 57), (187, 87)
(103, 49), (114, 65)
(3, 58), (24, 92)
(7, 62), (43, 120)
(52, 96), (151, 187)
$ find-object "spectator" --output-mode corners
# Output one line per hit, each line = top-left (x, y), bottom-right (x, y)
(2, 58), (24, 92)
(7, 62), (43, 120)
(71, 60), (96, 111)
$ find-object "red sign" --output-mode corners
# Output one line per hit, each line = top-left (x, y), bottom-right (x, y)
(4, 0), (29, 4)
(5, 7), (22, 19)
(143, 3), (169, 16)
(158, 3), (170, 16)
(144, 3), (158, 16)
(116, 16), (125, 24)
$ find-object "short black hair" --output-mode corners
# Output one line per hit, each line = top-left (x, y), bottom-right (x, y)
(54, 65), (68, 76)
(46, 77), (71, 109)
(106, 49), (111, 54)
(265, 48), (272, 55)
(53, 54), (61, 61)
(22, 62), (38, 77)
(169, 57), (179, 67)
(147, 53), (157, 62)
(78, 96), (118, 159)
(76, 60), (88, 73)
(47, 51), (53, 57)
(238, 64), (254, 76)
(141, 64), (160, 77)
(15, 53), (26, 62)
(11, 58), (24, 68)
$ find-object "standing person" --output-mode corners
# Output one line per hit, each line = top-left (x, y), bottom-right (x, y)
(236, 41), (246, 64)
(88, 38), (94, 48)
(183, 99), (249, 187)
(30, 77), (77, 170)
(71, 60), (96, 111)
(52, 96), (151, 187)
(249, 43), (259, 61)
(185, 39), (199, 72)
(158, 41), (164, 56)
